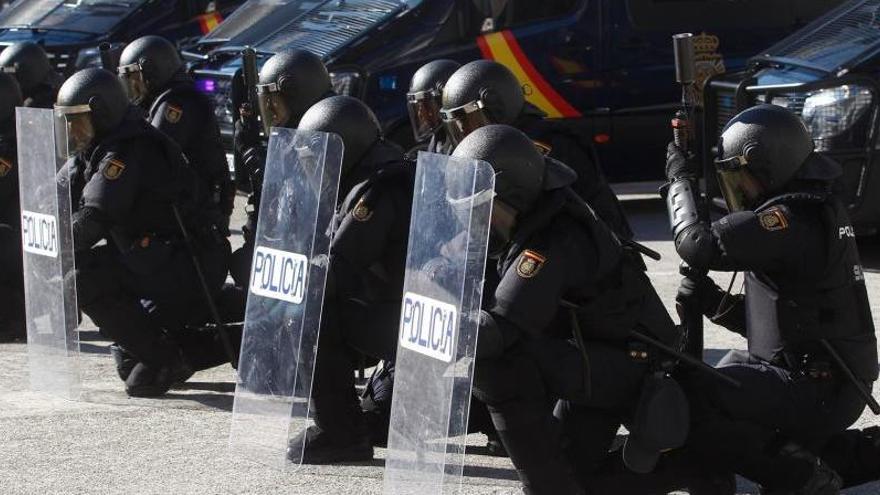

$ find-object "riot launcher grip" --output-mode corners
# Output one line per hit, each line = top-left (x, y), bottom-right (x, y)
(672, 33), (697, 154)
(241, 47), (260, 129)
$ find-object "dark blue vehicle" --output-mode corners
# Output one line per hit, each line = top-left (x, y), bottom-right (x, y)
(189, 0), (840, 183)
(0, 0), (242, 75)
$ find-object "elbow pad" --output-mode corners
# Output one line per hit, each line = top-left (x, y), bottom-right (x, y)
(666, 178), (717, 270)
(72, 206), (108, 251)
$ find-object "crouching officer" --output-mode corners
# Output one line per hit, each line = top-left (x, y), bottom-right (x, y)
(665, 104), (878, 494)
(460, 125), (683, 494)
(55, 68), (230, 397)
(405, 59), (460, 155)
(283, 95), (411, 464)
(0, 73), (24, 340)
(117, 35), (234, 229)
(0, 41), (62, 108)
(230, 48), (336, 286)
(440, 60), (633, 241)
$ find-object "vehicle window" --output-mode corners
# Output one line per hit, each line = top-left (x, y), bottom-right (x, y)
(625, 0), (795, 31)
(473, 0), (580, 30)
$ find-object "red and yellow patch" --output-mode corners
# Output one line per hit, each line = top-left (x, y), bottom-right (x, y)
(103, 159), (126, 180)
(516, 249), (546, 279)
(0, 157), (12, 177)
(164, 104), (183, 124)
(197, 11), (223, 34)
(759, 206), (788, 232)
(477, 30), (582, 119)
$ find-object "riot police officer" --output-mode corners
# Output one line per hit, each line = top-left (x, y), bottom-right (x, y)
(439, 59), (633, 240)
(460, 124), (683, 495)
(55, 68), (230, 397)
(230, 48), (335, 286)
(405, 59), (460, 155)
(117, 35), (234, 229)
(0, 41), (62, 108)
(0, 73), (24, 340)
(664, 104), (877, 493)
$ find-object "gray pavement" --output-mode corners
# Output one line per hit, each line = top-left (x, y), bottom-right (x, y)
(1, 194), (879, 494)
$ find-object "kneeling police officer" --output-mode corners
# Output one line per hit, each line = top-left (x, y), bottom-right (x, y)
(665, 104), (878, 494)
(55, 69), (229, 397)
(0, 41), (62, 108)
(405, 59), (461, 155)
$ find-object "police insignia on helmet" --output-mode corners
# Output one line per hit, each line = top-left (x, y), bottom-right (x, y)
(164, 104), (183, 124)
(352, 197), (373, 222)
(516, 249), (546, 278)
(758, 207), (788, 232)
(0, 158), (11, 177)
(103, 159), (126, 180)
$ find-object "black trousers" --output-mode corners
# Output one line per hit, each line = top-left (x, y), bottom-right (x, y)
(0, 222), (24, 333)
(685, 350), (868, 491)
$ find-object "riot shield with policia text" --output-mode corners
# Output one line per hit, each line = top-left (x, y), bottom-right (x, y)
(18, 106), (80, 399)
(228, 128), (343, 468)
(383, 152), (495, 494)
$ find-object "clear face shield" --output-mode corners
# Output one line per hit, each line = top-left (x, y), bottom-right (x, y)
(407, 88), (443, 142)
(54, 104), (95, 159)
(714, 154), (766, 212)
(117, 63), (148, 105)
(440, 99), (492, 145)
(256, 82), (292, 135)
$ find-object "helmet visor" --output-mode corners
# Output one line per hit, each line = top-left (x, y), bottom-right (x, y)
(54, 104), (94, 158)
(407, 89), (442, 142)
(441, 100), (491, 145)
(118, 63), (148, 105)
(714, 155), (765, 212)
(256, 82), (291, 135)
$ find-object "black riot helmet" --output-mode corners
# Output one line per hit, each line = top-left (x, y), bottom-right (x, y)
(55, 68), (130, 157)
(441, 60), (524, 145)
(117, 35), (184, 105)
(298, 95), (381, 176)
(0, 41), (53, 93)
(0, 72), (22, 135)
(715, 104), (841, 212)
(256, 48), (332, 134)
(407, 59), (461, 142)
(452, 124), (545, 214)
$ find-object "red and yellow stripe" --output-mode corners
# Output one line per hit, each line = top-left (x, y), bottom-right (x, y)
(198, 12), (223, 34)
(477, 30), (581, 119)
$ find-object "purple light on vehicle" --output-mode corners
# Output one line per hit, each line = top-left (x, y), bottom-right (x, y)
(196, 78), (216, 93)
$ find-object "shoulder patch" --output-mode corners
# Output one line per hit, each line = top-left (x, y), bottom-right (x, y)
(351, 196), (373, 222)
(164, 104), (183, 124)
(0, 157), (12, 177)
(533, 140), (552, 156)
(516, 249), (547, 279)
(758, 206), (789, 232)
(103, 158), (126, 180)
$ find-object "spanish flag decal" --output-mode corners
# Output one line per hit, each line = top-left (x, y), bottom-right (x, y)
(198, 12), (223, 34)
(477, 31), (582, 119)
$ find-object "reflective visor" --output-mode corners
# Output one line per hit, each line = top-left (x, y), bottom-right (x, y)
(714, 154), (764, 212)
(406, 88), (442, 142)
(54, 104), (94, 158)
(256, 82), (291, 135)
(117, 63), (148, 105)
(440, 100), (491, 145)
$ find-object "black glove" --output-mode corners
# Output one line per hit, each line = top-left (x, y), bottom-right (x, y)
(665, 142), (698, 182)
(233, 104), (261, 156)
(676, 272), (726, 317)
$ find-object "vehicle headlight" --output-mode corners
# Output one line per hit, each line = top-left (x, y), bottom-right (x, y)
(74, 43), (124, 70)
(801, 85), (873, 146)
(330, 71), (361, 96)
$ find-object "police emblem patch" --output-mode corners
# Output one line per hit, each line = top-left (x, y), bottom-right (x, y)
(516, 250), (546, 278)
(758, 207), (788, 232)
(164, 104), (183, 124)
(0, 158), (12, 177)
(103, 159), (126, 180)
(352, 197), (373, 222)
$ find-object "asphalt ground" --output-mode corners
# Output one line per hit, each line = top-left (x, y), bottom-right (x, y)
(2, 193), (880, 494)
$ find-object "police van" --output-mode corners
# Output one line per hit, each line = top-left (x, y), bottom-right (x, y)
(188, 0), (841, 184)
(0, 0), (243, 75)
(702, 0), (880, 233)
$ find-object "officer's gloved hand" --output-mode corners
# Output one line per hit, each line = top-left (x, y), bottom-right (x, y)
(665, 142), (698, 182)
(677, 272), (727, 318)
(233, 104), (261, 155)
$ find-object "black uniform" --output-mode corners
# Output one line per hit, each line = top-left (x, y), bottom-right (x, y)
(148, 79), (234, 224)
(61, 111), (230, 370)
(680, 188), (876, 491)
(473, 187), (678, 494)
(0, 135), (22, 336)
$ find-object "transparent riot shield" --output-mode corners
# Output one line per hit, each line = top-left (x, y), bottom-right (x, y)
(383, 152), (495, 494)
(228, 128), (343, 468)
(17, 107), (80, 399)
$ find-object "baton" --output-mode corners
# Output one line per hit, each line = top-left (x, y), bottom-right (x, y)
(821, 339), (880, 415)
(172, 205), (239, 369)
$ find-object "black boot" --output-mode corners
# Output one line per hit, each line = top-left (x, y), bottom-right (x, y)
(760, 444), (842, 495)
(109, 344), (138, 381)
(124, 346), (193, 398)
(494, 419), (583, 495)
(286, 422), (373, 465)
